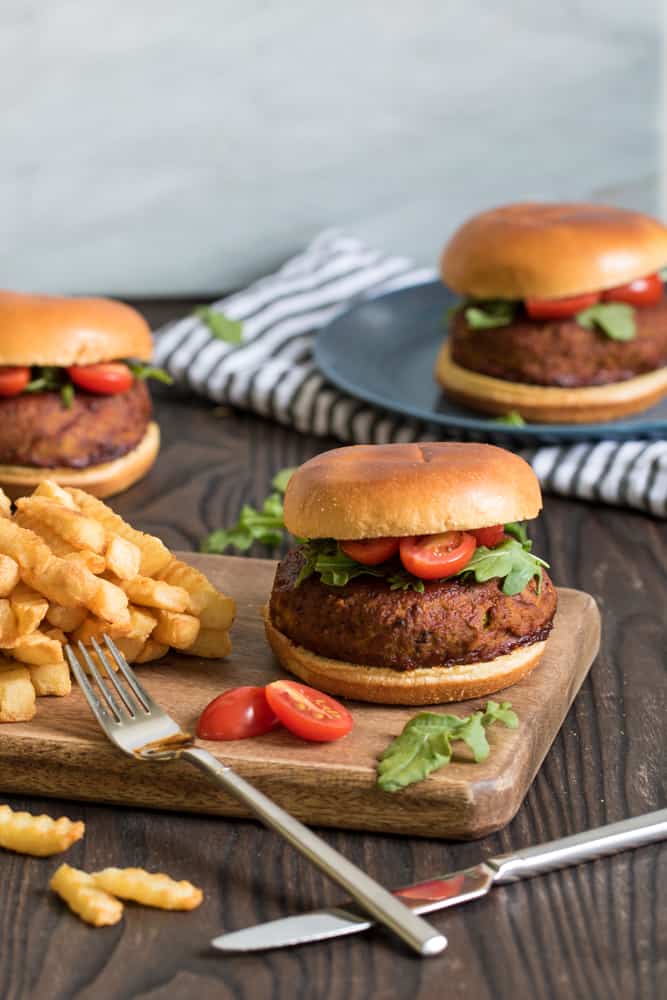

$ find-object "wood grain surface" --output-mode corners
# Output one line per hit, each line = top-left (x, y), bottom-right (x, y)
(0, 299), (664, 1000)
(0, 555), (600, 838)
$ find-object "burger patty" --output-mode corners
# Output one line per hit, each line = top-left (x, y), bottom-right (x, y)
(0, 380), (152, 469)
(449, 300), (667, 387)
(269, 547), (558, 671)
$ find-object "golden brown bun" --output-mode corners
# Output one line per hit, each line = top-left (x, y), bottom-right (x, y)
(435, 341), (667, 423)
(0, 291), (153, 365)
(441, 203), (667, 299)
(264, 609), (546, 704)
(0, 422), (160, 499)
(283, 442), (541, 539)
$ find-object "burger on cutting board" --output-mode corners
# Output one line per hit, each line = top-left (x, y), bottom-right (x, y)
(265, 442), (556, 705)
(0, 291), (163, 498)
(435, 202), (667, 422)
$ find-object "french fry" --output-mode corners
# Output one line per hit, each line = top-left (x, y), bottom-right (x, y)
(0, 600), (17, 646)
(152, 610), (200, 650)
(9, 582), (49, 635)
(30, 660), (71, 697)
(0, 554), (19, 597)
(105, 535), (141, 581)
(43, 626), (67, 644)
(127, 606), (157, 642)
(91, 867), (203, 910)
(10, 631), (65, 666)
(0, 663), (35, 721)
(63, 550), (107, 574)
(134, 639), (169, 663)
(159, 559), (235, 630)
(66, 489), (172, 576)
(16, 497), (107, 554)
(88, 578), (130, 626)
(120, 576), (189, 614)
(50, 864), (123, 927)
(45, 604), (87, 633)
(0, 804), (84, 855)
(111, 636), (145, 664)
(0, 489), (11, 519)
(15, 510), (106, 574)
(33, 480), (77, 508)
(71, 615), (132, 646)
(181, 627), (232, 659)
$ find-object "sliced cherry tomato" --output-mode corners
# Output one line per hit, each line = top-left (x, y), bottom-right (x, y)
(399, 531), (476, 580)
(340, 537), (400, 565)
(196, 686), (280, 741)
(68, 362), (133, 395)
(264, 680), (353, 742)
(0, 366), (30, 397)
(524, 291), (599, 320)
(470, 524), (505, 548)
(601, 273), (663, 307)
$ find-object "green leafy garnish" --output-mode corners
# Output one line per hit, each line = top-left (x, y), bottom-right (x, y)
(199, 467), (294, 554)
(127, 361), (173, 385)
(23, 366), (63, 394)
(443, 303), (463, 327)
(60, 383), (74, 408)
(271, 467), (297, 493)
(575, 302), (635, 341)
(456, 535), (547, 596)
(295, 540), (385, 587)
(387, 570), (425, 593)
(464, 300), (517, 330)
(377, 701), (519, 792)
(494, 410), (526, 426)
(195, 306), (243, 345)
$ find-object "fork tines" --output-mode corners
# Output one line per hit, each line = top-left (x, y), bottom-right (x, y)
(65, 635), (151, 727)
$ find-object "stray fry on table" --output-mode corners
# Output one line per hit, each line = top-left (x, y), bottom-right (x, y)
(0, 803), (84, 856)
(91, 867), (203, 910)
(50, 864), (123, 927)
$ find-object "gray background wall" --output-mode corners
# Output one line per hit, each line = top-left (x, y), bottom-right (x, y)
(1, 1), (664, 295)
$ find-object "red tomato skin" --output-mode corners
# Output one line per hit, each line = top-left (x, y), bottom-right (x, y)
(68, 362), (134, 395)
(264, 680), (353, 742)
(0, 366), (30, 397)
(196, 686), (280, 741)
(601, 273), (663, 307)
(525, 291), (600, 320)
(340, 537), (400, 565)
(399, 532), (477, 580)
(470, 524), (505, 548)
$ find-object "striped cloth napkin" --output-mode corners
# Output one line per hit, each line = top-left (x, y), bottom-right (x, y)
(153, 231), (667, 517)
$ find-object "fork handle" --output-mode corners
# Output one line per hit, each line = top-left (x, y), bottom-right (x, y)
(182, 747), (446, 957)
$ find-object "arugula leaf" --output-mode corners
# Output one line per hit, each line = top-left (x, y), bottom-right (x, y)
(464, 300), (516, 330)
(195, 306), (243, 345)
(200, 494), (285, 554)
(295, 540), (385, 587)
(24, 366), (63, 394)
(377, 700), (519, 792)
(387, 570), (425, 593)
(575, 302), (635, 341)
(127, 361), (174, 385)
(60, 383), (74, 409)
(271, 467), (296, 493)
(503, 521), (530, 547)
(494, 410), (526, 426)
(456, 536), (547, 596)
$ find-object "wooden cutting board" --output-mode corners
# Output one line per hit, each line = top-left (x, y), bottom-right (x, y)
(0, 555), (600, 839)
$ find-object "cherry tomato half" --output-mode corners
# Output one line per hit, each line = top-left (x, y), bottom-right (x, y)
(264, 680), (353, 742)
(68, 362), (134, 395)
(340, 537), (400, 565)
(524, 291), (600, 320)
(470, 524), (505, 548)
(399, 531), (477, 580)
(0, 366), (30, 397)
(196, 686), (280, 741)
(601, 273), (663, 307)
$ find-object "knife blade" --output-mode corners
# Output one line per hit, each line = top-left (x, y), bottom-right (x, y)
(211, 809), (667, 953)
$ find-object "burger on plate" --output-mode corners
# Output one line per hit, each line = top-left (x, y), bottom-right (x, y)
(0, 291), (166, 498)
(435, 202), (667, 423)
(264, 442), (557, 705)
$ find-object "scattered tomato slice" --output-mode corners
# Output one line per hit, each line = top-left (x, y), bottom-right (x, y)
(197, 686), (280, 741)
(264, 680), (353, 742)
(0, 366), (30, 397)
(470, 524), (505, 548)
(340, 537), (400, 565)
(68, 362), (133, 395)
(524, 291), (599, 320)
(399, 531), (476, 580)
(601, 273), (663, 307)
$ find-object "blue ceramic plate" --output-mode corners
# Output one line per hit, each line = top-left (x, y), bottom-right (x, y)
(314, 281), (667, 445)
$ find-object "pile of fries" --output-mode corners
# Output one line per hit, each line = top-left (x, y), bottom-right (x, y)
(0, 481), (235, 723)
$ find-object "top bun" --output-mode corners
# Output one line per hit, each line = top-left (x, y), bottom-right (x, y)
(441, 202), (667, 300)
(283, 443), (542, 539)
(0, 291), (153, 366)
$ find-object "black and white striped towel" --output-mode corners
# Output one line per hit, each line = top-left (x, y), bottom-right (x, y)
(154, 231), (667, 517)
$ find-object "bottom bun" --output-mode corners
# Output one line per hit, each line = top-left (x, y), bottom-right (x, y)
(264, 608), (547, 705)
(0, 422), (160, 500)
(434, 341), (667, 423)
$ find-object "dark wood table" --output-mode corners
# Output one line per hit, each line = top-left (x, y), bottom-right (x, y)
(1, 301), (664, 1000)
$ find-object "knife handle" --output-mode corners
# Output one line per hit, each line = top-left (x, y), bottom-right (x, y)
(489, 809), (667, 883)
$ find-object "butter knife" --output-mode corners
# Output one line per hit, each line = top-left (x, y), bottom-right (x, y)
(212, 809), (667, 952)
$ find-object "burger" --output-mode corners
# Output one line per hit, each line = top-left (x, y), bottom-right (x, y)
(435, 202), (667, 423)
(264, 442), (557, 705)
(0, 291), (165, 498)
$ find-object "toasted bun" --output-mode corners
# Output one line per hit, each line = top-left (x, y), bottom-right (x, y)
(441, 203), (667, 300)
(0, 291), (153, 366)
(0, 422), (160, 499)
(435, 341), (667, 423)
(264, 609), (546, 704)
(283, 442), (541, 539)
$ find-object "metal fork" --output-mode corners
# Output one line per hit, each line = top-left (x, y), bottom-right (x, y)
(65, 636), (447, 957)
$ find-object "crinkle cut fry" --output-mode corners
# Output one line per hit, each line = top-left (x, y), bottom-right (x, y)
(0, 803), (84, 856)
